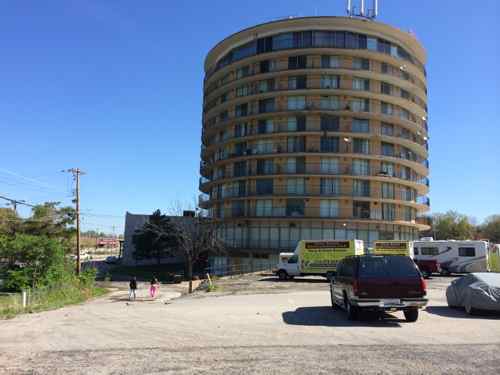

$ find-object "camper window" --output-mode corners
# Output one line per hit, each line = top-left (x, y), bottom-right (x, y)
(458, 247), (476, 257)
(288, 255), (298, 264)
(421, 247), (439, 256)
(414, 248), (419, 255)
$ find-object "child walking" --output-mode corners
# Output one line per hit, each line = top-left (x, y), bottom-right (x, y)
(129, 277), (137, 301)
(149, 276), (160, 298)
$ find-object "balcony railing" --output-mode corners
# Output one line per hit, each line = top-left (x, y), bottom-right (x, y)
(199, 163), (429, 189)
(211, 204), (418, 222)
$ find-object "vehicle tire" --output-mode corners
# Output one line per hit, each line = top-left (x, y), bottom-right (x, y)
(330, 285), (336, 309)
(465, 303), (475, 315)
(404, 308), (419, 322)
(287, 275), (295, 281)
(344, 295), (358, 320)
(277, 270), (288, 281)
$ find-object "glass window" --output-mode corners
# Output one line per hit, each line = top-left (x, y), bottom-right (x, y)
(353, 201), (370, 219)
(258, 79), (275, 93)
(256, 200), (273, 217)
(367, 37), (377, 51)
(350, 98), (369, 112)
(287, 136), (305, 152)
(352, 159), (370, 176)
(352, 77), (370, 91)
(320, 96), (341, 110)
(353, 138), (369, 154)
(382, 183), (395, 199)
(256, 159), (274, 176)
(399, 108), (410, 120)
(256, 179), (273, 195)
(353, 58), (370, 70)
(320, 136), (340, 152)
(288, 55), (307, 69)
(257, 119), (274, 134)
(381, 82), (392, 95)
(421, 247), (439, 256)
(320, 200), (339, 217)
(321, 75), (340, 89)
(321, 115), (340, 131)
(235, 103), (248, 117)
(358, 256), (420, 278)
(381, 142), (394, 156)
(353, 179), (370, 197)
(236, 65), (250, 79)
(382, 203), (395, 220)
(231, 201), (245, 217)
(321, 55), (341, 68)
(288, 75), (307, 90)
(259, 98), (275, 113)
(352, 118), (369, 133)
(273, 33), (293, 50)
(404, 207), (414, 221)
(459, 247), (476, 257)
(236, 85), (250, 97)
(315, 32), (334, 48)
(381, 102), (393, 115)
(320, 157), (339, 174)
(254, 140), (273, 154)
(320, 178), (340, 195)
(381, 122), (394, 136)
(286, 199), (305, 216)
(287, 96), (306, 110)
(287, 178), (306, 195)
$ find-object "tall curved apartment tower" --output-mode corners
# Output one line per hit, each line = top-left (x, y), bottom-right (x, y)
(200, 16), (430, 263)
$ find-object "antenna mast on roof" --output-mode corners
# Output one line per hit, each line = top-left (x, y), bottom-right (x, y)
(346, 0), (378, 19)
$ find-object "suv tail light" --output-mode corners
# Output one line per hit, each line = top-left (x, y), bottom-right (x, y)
(352, 279), (359, 296)
(420, 277), (427, 295)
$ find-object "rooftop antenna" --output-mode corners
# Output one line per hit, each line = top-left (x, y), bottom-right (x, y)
(346, 0), (378, 19)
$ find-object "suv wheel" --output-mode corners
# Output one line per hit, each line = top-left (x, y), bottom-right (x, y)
(465, 303), (475, 315)
(344, 295), (358, 320)
(277, 270), (288, 281)
(404, 308), (419, 322)
(330, 282), (336, 309)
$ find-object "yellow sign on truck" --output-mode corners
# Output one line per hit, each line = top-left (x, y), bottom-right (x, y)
(488, 244), (500, 272)
(299, 240), (365, 274)
(373, 240), (414, 257)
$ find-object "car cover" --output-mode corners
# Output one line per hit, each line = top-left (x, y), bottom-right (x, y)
(447, 273), (500, 312)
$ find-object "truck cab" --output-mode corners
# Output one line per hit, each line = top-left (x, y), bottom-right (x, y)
(276, 252), (299, 280)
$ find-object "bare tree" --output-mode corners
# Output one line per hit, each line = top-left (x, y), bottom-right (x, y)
(173, 214), (224, 293)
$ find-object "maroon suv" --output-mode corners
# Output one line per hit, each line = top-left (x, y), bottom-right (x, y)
(330, 255), (428, 322)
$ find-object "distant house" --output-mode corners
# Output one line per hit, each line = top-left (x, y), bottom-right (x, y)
(121, 211), (196, 266)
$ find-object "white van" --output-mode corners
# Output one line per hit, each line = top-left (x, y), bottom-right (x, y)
(413, 240), (489, 274)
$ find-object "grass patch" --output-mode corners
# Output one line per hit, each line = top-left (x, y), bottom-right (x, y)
(0, 285), (109, 320)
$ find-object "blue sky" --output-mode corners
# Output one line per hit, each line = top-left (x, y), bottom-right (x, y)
(1, 0), (499, 233)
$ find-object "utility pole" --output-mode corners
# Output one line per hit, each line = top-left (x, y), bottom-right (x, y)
(63, 168), (85, 275)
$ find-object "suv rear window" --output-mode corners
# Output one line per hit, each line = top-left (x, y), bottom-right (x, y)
(358, 256), (420, 278)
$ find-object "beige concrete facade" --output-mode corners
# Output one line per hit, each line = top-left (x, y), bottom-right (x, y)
(200, 16), (430, 257)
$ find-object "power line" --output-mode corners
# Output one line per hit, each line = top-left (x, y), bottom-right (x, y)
(0, 168), (63, 192)
(0, 195), (36, 213)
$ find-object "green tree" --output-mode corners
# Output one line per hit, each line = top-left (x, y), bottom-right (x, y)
(431, 211), (476, 240)
(132, 210), (179, 264)
(0, 234), (68, 290)
(480, 215), (500, 243)
(0, 208), (21, 235)
(20, 202), (75, 240)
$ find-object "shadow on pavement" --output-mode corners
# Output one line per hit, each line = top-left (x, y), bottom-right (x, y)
(259, 277), (327, 284)
(425, 306), (500, 320)
(282, 306), (404, 327)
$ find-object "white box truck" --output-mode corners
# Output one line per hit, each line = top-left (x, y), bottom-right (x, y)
(275, 239), (364, 280)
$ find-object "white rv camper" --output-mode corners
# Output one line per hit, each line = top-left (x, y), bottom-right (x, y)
(413, 240), (489, 274)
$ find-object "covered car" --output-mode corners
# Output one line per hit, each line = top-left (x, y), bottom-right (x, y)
(446, 273), (500, 315)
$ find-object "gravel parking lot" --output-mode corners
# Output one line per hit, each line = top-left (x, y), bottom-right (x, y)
(0, 274), (499, 374)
